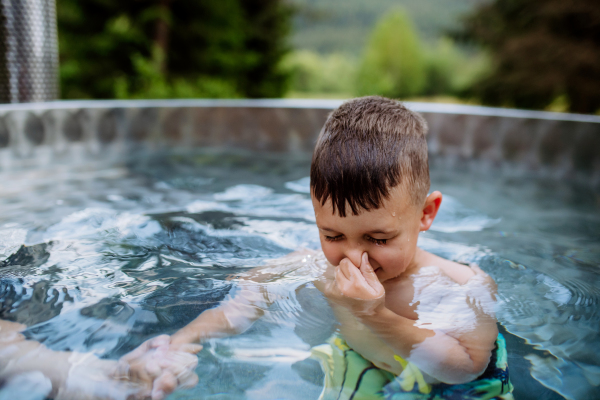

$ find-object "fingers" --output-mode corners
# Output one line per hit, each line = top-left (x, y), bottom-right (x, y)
(121, 340), (151, 363)
(338, 258), (354, 280)
(113, 337), (201, 400)
(177, 343), (203, 354)
(145, 358), (163, 378)
(158, 352), (198, 376)
(150, 335), (171, 348)
(333, 253), (386, 301)
(150, 367), (198, 400)
(121, 335), (171, 363)
(335, 265), (353, 289)
(336, 262), (371, 299)
(123, 359), (153, 386)
(179, 372), (199, 389)
(359, 253), (384, 294)
(339, 258), (367, 284)
(151, 371), (177, 400)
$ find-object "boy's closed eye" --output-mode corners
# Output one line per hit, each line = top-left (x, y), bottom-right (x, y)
(323, 234), (388, 246)
(366, 237), (387, 245)
(324, 234), (343, 242)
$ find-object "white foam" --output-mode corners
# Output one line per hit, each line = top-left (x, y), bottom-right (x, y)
(284, 177), (311, 194)
(214, 184), (274, 201)
(0, 226), (28, 261)
(431, 195), (500, 233)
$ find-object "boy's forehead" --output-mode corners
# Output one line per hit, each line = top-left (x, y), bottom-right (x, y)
(311, 185), (416, 219)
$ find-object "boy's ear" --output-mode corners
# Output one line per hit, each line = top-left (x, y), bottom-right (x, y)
(419, 191), (442, 232)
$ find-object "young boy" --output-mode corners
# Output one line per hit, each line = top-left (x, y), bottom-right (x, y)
(0, 96), (512, 399)
(129, 96), (513, 399)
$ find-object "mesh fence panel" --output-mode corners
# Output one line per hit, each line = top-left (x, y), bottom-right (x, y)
(0, 0), (59, 103)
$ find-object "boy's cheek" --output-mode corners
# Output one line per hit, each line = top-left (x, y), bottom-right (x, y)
(370, 248), (409, 273)
(320, 243), (344, 266)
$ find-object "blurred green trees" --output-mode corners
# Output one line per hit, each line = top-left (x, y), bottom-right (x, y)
(355, 10), (426, 98)
(56, 0), (597, 113)
(289, 0), (486, 55)
(283, 51), (356, 96)
(457, 0), (600, 113)
(57, 0), (292, 99)
(286, 8), (486, 101)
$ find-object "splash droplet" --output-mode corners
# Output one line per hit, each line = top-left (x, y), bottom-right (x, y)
(392, 212), (396, 217)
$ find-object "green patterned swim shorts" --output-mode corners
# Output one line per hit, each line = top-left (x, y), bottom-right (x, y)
(311, 333), (514, 400)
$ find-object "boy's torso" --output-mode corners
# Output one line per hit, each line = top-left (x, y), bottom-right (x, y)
(322, 250), (476, 321)
(320, 250), (479, 376)
(382, 251), (476, 319)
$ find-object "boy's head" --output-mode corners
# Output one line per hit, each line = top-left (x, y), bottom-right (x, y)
(311, 96), (430, 218)
(310, 96), (441, 280)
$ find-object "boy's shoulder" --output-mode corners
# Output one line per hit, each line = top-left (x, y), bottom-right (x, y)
(408, 250), (477, 286)
(384, 251), (490, 321)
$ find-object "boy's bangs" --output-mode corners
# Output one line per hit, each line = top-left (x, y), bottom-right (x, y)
(311, 135), (410, 217)
(310, 96), (430, 217)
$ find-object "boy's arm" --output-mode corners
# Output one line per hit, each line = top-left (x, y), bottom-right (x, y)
(118, 250), (315, 396)
(358, 302), (497, 384)
(1, 320), (200, 400)
(170, 248), (320, 346)
(170, 281), (269, 345)
(318, 253), (498, 385)
(0, 320), (145, 399)
(0, 319), (74, 396)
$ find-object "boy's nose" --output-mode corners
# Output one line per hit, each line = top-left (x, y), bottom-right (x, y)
(343, 248), (364, 268)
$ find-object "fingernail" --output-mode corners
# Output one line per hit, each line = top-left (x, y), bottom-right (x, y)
(362, 252), (369, 263)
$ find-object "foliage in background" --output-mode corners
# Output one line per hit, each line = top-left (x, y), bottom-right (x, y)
(422, 38), (483, 97)
(289, 0), (487, 55)
(457, 0), (600, 114)
(57, 0), (292, 99)
(355, 10), (426, 98)
(286, 8), (487, 102)
(283, 51), (356, 96)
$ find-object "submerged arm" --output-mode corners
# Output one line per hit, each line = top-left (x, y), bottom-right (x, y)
(0, 319), (138, 399)
(171, 249), (319, 346)
(170, 281), (270, 345)
(358, 302), (498, 384)
(123, 249), (320, 393)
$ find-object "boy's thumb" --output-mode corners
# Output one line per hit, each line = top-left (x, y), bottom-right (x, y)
(361, 252), (371, 269)
(360, 253), (380, 288)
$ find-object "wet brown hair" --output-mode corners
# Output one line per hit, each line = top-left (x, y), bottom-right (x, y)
(310, 96), (429, 217)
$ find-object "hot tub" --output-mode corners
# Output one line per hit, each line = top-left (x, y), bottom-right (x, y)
(0, 100), (599, 400)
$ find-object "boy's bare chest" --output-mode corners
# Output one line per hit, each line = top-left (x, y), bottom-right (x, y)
(383, 278), (419, 320)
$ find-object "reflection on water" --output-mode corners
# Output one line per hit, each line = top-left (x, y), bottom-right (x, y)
(0, 150), (598, 399)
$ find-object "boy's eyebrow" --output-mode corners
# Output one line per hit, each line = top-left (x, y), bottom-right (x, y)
(318, 227), (339, 233)
(319, 227), (397, 235)
(367, 229), (397, 235)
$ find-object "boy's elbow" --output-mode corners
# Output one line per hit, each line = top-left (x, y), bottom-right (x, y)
(438, 351), (490, 384)
(432, 363), (482, 385)
(222, 302), (265, 334)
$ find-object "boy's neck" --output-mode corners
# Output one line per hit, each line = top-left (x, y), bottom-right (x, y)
(385, 247), (425, 284)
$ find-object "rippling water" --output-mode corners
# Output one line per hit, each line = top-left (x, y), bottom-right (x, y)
(0, 151), (599, 399)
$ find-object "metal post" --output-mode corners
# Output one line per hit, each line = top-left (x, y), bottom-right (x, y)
(0, 0), (59, 103)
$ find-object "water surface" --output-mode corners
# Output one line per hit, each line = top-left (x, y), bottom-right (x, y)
(1, 151), (598, 399)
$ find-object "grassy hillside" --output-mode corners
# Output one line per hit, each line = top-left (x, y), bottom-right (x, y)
(290, 0), (486, 54)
